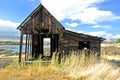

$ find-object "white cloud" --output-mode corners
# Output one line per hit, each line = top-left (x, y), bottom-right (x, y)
(92, 25), (101, 28)
(73, 30), (120, 39)
(0, 19), (20, 35)
(29, 0), (36, 2)
(69, 7), (120, 24)
(0, 19), (19, 28)
(85, 31), (106, 36)
(77, 31), (84, 33)
(85, 31), (113, 39)
(41, 0), (105, 21)
(66, 22), (79, 27)
(113, 35), (120, 39)
(102, 25), (112, 29)
(41, 0), (120, 24)
(66, 28), (73, 31)
(91, 25), (111, 29)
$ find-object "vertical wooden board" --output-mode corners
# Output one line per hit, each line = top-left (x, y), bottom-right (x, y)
(34, 13), (41, 32)
(34, 35), (38, 45)
(55, 23), (58, 33)
(32, 34), (34, 57)
(41, 21), (44, 28)
(51, 18), (54, 33)
(43, 8), (49, 15)
(25, 35), (28, 61)
(30, 35), (32, 57)
(31, 18), (35, 32)
(41, 11), (45, 29)
(27, 34), (30, 59)
(19, 33), (23, 63)
(48, 16), (51, 33)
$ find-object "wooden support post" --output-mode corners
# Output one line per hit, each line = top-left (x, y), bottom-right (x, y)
(19, 33), (23, 63)
(25, 35), (28, 61)
(32, 35), (34, 57)
(30, 35), (32, 57)
(27, 34), (30, 59)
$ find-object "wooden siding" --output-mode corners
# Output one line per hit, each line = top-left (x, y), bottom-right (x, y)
(17, 4), (104, 62)
(18, 4), (64, 35)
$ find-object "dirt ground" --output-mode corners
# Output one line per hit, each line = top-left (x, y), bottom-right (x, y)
(0, 54), (18, 69)
(0, 58), (13, 69)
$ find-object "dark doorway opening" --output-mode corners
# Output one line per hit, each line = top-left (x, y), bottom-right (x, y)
(32, 34), (59, 60)
(43, 38), (51, 57)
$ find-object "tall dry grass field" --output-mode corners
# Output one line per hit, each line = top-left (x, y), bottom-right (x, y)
(0, 46), (120, 80)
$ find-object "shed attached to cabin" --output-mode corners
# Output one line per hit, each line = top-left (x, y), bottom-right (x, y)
(17, 4), (104, 63)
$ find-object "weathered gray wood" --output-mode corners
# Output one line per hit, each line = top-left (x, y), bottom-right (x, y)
(17, 4), (104, 62)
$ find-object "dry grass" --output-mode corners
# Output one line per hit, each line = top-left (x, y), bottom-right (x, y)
(67, 61), (120, 80)
(101, 43), (120, 55)
(0, 51), (120, 80)
(0, 43), (120, 80)
(102, 54), (120, 61)
(101, 43), (120, 48)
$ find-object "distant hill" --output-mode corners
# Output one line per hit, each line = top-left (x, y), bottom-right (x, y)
(102, 39), (115, 43)
(0, 35), (20, 40)
(0, 34), (115, 44)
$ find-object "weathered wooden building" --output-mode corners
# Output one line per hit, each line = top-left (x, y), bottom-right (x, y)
(17, 4), (104, 63)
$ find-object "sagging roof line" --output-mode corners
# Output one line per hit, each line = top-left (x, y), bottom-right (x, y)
(64, 30), (105, 41)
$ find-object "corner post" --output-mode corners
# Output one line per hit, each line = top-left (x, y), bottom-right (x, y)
(19, 32), (23, 63)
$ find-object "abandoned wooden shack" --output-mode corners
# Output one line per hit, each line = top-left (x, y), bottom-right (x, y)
(17, 4), (104, 63)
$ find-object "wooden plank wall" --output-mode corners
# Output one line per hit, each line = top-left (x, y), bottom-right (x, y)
(61, 30), (102, 54)
(20, 6), (64, 36)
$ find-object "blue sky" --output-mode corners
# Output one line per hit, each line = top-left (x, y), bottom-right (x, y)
(0, 0), (120, 41)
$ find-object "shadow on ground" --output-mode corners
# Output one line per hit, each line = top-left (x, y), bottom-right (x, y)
(0, 58), (13, 69)
(109, 60), (120, 67)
